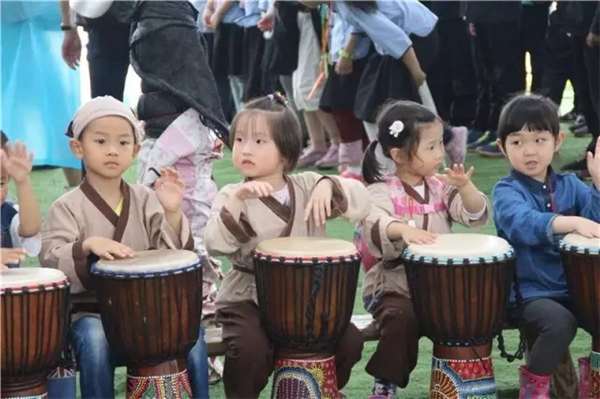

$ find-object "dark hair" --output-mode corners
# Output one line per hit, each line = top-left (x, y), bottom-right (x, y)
(497, 93), (560, 146)
(362, 100), (440, 184)
(0, 130), (8, 149)
(345, 0), (377, 12)
(229, 94), (303, 173)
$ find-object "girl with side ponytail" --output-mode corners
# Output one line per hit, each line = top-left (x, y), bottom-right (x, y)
(355, 99), (491, 398)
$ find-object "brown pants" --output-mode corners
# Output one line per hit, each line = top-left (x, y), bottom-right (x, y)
(216, 301), (364, 399)
(366, 293), (420, 388)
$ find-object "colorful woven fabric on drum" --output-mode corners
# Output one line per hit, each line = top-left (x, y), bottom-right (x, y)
(272, 356), (338, 399)
(430, 356), (496, 399)
(126, 370), (192, 399)
(591, 351), (600, 399)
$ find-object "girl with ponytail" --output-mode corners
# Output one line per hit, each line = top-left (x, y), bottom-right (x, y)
(355, 100), (491, 399)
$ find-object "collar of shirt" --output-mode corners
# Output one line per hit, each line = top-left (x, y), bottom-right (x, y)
(509, 166), (559, 194)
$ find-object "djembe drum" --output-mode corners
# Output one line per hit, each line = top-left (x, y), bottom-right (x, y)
(90, 250), (202, 399)
(1, 268), (71, 399)
(559, 233), (600, 399)
(253, 237), (361, 399)
(402, 234), (515, 399)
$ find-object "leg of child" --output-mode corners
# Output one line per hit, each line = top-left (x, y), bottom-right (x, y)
(333, 322), (364, 389)
(216, 301), (274, 398)
(186, 326), (210, 399)
(69, 316), (120, 399)
(365, 294), (419, 393)
(511, 298), (577, 398)
(517, 298), (577, 376)
(314, 110), (341, 169)
(331, 109), (366, 177)
(297, 111), (328, 168)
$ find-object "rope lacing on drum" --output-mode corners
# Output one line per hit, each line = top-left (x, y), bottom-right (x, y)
(306, 258), (325, 349)
(497, 260), (525, 363)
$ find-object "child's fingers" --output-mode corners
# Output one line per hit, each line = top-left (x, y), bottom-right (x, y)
(325, 196), (332, 218)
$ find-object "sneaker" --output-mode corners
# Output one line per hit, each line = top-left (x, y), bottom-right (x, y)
(467, 131), (492, 152)
(368, 395), (396, 399)
(476, 141), (504, 158)
(559, 109), (578, 123)
(446, 126), (468, 165)
(467, 129), (485, 145)
(573, 124), (591, 138)
(297, 147), (327, 169)
(315, 145), (340, 169)
(562, 158), (591, 180)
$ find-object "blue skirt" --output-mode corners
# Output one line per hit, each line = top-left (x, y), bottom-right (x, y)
(1, 1), (81, 169)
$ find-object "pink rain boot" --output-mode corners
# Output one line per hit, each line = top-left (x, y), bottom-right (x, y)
(580, 357), (591, 399)
(519, 365), (551, 399)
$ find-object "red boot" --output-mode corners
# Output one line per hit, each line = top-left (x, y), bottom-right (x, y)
(519, 365), (551, 399)
(580, 357), (591, 399)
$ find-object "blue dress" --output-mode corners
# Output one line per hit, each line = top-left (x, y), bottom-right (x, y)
(1, 1), (81, 169)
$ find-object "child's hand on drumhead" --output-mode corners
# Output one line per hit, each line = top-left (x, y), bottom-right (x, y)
(435, 164), (474, 188)
(156, 167), (185, 213)
(305, 179), (333, 227)
(83, 237), (135, 260)
(0, 248), (26, 265)
(235, 181), (274, 200)
(400, 224), (437, 245)
(575, 218), (600, 239)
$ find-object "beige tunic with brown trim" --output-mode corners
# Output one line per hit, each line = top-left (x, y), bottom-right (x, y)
(40, 181), (194, 312)
(205, 172), (370, 310)
(361, 180), (491, 301)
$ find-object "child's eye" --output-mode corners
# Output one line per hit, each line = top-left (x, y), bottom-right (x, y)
(510, 141), (520, 146)
(235, 137), (243, 142)
(536, 138), (546, 143)
(256, 139), (266, 144)
(120, 140), (130, 146)
(95, 139), (106, 144)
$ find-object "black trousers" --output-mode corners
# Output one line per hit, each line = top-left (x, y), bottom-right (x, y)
(201, 32), (235, 123)
(86, 22), (130, 101)
(427, 17), (477, 127)
(509, 298), (577, 376)
(572, 36), (600, 153)
(520, 3), (550, 93)
(471, 20), (523, 132)
(471, 34), (491, 132)
(540, 12), (578, 109)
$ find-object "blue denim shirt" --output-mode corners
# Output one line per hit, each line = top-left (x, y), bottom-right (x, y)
(217, 0), (245, 24)
(493, 168), (600, 306)
(335, 0), (437, 58)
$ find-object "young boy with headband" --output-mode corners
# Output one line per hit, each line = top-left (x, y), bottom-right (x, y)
(40, 96), (210, 399)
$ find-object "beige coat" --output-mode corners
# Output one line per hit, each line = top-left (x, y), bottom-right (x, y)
(361, 178), (491, 301)
(205, 172), (370, 310)
(40, 180), (193, 312)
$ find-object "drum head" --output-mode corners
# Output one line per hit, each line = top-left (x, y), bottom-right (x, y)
(255, 237), (358, 260)
(560, 233), (600, 254)
(1, 268), (68, 292)
(92, 249), (201, 277)
(404, 234), (513, 264)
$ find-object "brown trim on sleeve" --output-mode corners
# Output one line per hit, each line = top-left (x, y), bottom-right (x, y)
(322, 176), (348, 216)
(72, 240), (96, 290)
(112, 181), (131, 243)
(220, 207), (256, 244)
(371, 220), (383, 254)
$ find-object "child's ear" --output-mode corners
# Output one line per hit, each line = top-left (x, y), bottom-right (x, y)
(554, 131), (566, 153)
(389, 148), (406, 165)
(496, 139), (508, 157)
(69, 139), (83, 159)
(132, 143), (141, 159)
